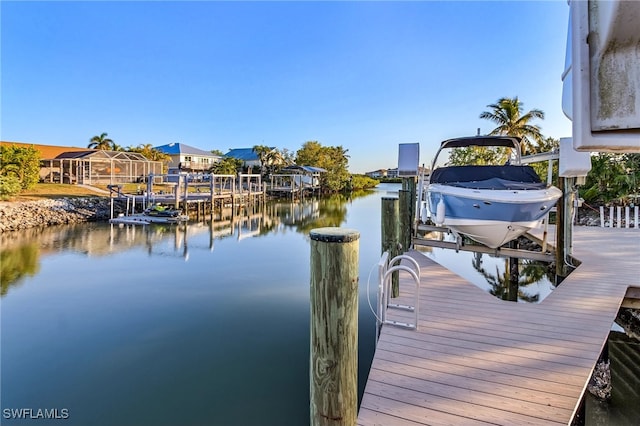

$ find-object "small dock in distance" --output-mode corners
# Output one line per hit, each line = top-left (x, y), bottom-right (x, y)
(358, 226), (639, 425)
(108, 172), (266, 218)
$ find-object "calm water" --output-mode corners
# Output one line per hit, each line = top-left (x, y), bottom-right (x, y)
(2, 183), (628, 425)
(2, 186), (390, 426)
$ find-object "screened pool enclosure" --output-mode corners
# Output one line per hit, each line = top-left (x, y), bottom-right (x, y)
(40, 150), (163, 185)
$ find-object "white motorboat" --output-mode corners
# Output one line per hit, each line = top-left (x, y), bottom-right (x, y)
(427, 136), (562, 248)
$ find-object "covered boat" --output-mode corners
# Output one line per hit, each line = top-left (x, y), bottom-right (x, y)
(427, 136), (562, 248)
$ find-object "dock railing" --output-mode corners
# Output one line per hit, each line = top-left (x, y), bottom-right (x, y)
(598, 205), (639, 228)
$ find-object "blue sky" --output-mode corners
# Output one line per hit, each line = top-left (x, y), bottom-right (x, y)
(1, 0), (572, 173)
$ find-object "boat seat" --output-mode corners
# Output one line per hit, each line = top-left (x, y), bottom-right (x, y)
(448, 177), (547, 190)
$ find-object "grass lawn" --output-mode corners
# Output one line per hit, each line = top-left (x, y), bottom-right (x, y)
(9, 183), (109, 201)
(9, 182), (182, 202)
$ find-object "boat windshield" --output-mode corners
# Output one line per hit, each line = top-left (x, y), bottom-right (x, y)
(429, 136), (523, 170)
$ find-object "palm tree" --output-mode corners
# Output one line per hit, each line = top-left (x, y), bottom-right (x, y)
(472, 254), (543, 303)
(479, 97), (545, 155)
(88, 132), (115, 150)
(253, 145), (276, 176)
(211, 157), (242, 175)
(132, 143), (171, 162)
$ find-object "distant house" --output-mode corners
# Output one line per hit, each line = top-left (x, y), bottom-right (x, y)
(1, 141), (162, 185)
(365, 169), (388, 178)
(366, 166), (429, 179)
(224, 147), (274, 169)
(154, 143), (221, 174)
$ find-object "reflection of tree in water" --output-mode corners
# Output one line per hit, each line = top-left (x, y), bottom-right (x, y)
(273, 194), (350, 235)
(471, 251), (550, 303)
(1, 243), (40, 296)
(236, 191), (374, 237)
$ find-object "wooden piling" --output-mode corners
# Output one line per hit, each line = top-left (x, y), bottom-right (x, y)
(556, 177), (575, 278)
(402, 176), (417, 229)
(381, 196), (400, 297)
(507, 240), (519, 302)
(309, 227), (359, 426)
(174, 178), (180, 210)
(398, 189), (411, 252)
(146, 173), (153, 206)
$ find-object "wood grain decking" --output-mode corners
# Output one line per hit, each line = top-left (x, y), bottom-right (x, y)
(358, 226), (639, 425)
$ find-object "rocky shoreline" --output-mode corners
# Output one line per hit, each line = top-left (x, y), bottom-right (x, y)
(0, 197), (112, 232)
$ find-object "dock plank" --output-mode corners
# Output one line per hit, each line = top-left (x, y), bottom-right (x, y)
(358, 226), (639, 425)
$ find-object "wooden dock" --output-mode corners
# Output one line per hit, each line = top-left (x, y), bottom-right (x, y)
(109, 172), (266, 217)
(358, 226), (639, 425)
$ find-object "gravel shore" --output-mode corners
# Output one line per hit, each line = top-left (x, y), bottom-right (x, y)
(0, 197), (112, 232)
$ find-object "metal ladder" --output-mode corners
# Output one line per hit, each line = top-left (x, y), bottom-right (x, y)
(376, 252), (421, 337)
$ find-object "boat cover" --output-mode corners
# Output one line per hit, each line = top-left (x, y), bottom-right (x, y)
(430, 165), (546, 190)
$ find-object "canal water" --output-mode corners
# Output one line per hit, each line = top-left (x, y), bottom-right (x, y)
(0, 183), (635, 425)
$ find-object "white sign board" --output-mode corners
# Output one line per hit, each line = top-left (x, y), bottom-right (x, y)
(398, 143), (420, 177)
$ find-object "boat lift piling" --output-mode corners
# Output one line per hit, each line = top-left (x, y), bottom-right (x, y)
(381, 196), (401, 297)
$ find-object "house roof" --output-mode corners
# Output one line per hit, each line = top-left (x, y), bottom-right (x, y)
(1, 141), (92, 159)
(225, 148), (259, 161)
(282, 165), (327, 173)
(1, 141), (156, 163)
(55, 150), (150, 161)
(155, 143), (218, 157)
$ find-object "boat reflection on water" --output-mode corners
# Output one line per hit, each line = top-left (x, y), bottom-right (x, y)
(416, 232), (556, 303)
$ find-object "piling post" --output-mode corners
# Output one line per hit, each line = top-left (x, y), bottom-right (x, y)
(110, 190), (114, 219)
(507, 240), (519, 302)
(183, 174), (189, 213)
(556, 177), (575, 278)
(403, 177), (417, 228)
(146, 173), (153, 206)
(556, 177), (566, 278)
(398, 189), (411, 252)
(309, 227), (359, 426)
(382, 196), (400, 297)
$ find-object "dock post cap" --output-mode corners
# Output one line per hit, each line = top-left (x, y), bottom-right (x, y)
(310, 227), (360, 243)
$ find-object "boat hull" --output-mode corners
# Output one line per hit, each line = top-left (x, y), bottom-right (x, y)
(428, 184), (562, 248)
(109, 213), (189, 225)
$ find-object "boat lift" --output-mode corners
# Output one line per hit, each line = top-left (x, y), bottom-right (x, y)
(412, 150), (561, 263)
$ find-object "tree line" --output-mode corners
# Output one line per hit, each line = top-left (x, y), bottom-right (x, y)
(213, 141), (376, 192)
(2, 98), (637, 201)
(85, 133), (377, 193)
